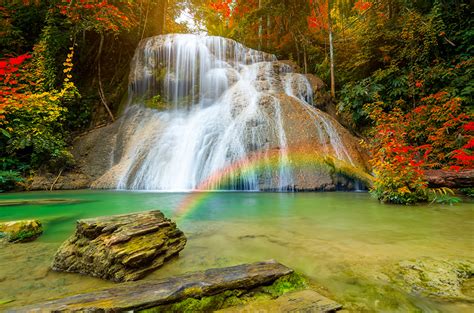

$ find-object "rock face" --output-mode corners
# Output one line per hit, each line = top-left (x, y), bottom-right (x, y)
(30, 34), (371, 191)
(425, 169), (474, 188)
(17, 260), (298, 312)
(51, 210), (186, 282)
(0, 220), (43, 243)
(29, 123), (120, 191)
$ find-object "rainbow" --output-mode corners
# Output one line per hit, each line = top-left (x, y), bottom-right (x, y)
(172, 145), (373, 221)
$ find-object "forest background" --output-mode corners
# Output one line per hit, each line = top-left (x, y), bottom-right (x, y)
(0, 0), (472, 203)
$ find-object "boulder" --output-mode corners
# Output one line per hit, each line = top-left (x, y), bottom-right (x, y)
(51, 210), (186, 282)
(17, 260), (304, 312)
(0, 220), (42, 243)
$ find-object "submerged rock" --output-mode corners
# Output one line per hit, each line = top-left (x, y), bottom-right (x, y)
(17, 260), (311, 312)
(392, 258), (474, 300)
(0, 220), (43, 243)
(51, 210), (186, 282)
(219, 290), (342, 313)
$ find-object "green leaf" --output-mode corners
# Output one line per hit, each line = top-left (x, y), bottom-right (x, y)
(0, 128), (11, 139)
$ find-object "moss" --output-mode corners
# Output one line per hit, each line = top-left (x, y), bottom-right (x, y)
(141, 290), (241, 313)
(140, 273), (308, 313)
(9, 229), (42, 242)
(259, 272), (308, 297)
(0, 299), (15, 306)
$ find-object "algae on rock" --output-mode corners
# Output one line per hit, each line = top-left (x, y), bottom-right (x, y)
(0, 220), (43, 243)
(51, 210), (187, 282)
(392, 258), (474, 300)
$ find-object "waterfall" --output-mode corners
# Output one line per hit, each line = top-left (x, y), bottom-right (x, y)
(99, 34), (362, 191)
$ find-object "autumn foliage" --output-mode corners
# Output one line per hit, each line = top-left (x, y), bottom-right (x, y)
(365, 92), (473, 204)
(58, 0), (137, 33)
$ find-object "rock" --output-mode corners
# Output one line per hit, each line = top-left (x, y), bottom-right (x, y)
(17, 260), (294, 312)
(0, 199), (82, 207)
(425, 169), (474, 188)
(392, 258), (474, 299)
(279, 60), (301, 72)
(0, 220), (43, 243)
(28, 122), (120, 191)
(51, 210), (186, 282)
(29, 170), (91, 191)
(219, 290), (343, 313)
(38, 34), (371, 192)
(305, 73), (325, 92)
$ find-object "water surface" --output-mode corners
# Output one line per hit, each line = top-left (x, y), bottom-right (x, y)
(0, 191), (472, 312)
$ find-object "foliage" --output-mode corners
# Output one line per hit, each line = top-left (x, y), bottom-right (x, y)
(0, 170), (24, 192)
(0, 47), (79, 174)
(460, 188), (474, 198)
(364, 104), (429, 204)
(364, 90), (472, 204)
(428, 187), (461, 205)
(58, 0), (138, 34)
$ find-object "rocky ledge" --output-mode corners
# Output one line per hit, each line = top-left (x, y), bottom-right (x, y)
(0, 220), (43, 243)
(15, 260), (341, 312)
(51, 210), (186, 282)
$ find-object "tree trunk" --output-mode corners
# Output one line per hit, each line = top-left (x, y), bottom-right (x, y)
(328, 0), (336, 98)
(158, 0), (168, 35)
(303, 45), (308, 74)
(258, 0), (263, 50)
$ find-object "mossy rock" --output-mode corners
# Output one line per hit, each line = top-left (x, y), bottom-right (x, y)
(141, 272), (308, 313)
(391, 258), (474, 300)
(0, 220), (43, 243)
(51, 210), (187, 282)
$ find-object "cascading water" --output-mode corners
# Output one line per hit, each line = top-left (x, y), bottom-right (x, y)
(98, 34), (364, 191)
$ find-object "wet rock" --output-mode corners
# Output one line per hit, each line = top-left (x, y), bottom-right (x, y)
(29, 121), (120, 191)
(0, 220), (43, 243)
(51, 210), (186, 282)
(219, 290), (342, 313)
(29, 171), (91, 191)
(392, 258), (474, 300)
(279, 60), (301, 72)
(0, 199), (81, 207)
(305, 73), (325, 92)
(18, 260), (294, 312)
(425, 169), (474, 188)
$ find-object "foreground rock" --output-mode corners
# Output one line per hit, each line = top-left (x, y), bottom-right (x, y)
(425, 169), (474, 188)
(16, 260), (309, 312)
(0, 220), (42, 243)
(51, 210), (186, 282)
(219, 290), (342, 313)
(392, 258), (474, 300)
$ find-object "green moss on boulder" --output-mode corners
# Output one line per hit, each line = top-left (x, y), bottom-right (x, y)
(141, 272), (308, 313)
(0, 220), (43, 243)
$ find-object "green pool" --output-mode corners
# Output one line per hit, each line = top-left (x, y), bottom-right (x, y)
(0, 190), (473, 312)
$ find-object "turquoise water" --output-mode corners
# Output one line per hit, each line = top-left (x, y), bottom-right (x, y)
(0, 190), (473, 311)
